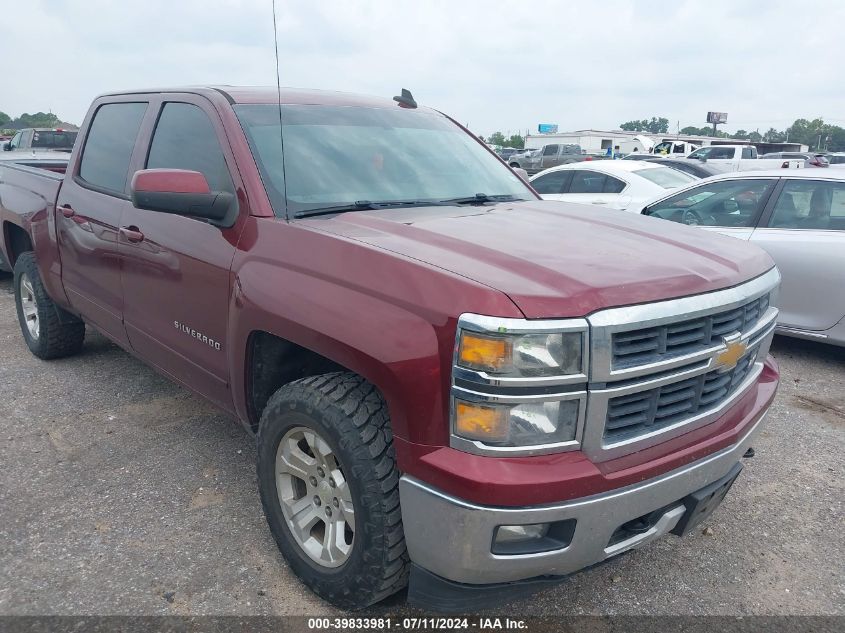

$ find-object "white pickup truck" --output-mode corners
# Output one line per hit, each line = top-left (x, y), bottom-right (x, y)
(684, 145), (803, 172)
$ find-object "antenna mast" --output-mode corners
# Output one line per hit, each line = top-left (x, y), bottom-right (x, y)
(271, 0), (289, 221)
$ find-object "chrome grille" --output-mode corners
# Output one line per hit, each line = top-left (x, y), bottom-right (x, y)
(604, 346), (759, 444)
(611, 293), (770, 369)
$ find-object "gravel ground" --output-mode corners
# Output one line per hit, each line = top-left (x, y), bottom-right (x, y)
(0, 272), (842, 616)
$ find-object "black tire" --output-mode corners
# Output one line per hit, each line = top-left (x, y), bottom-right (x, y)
(257, 372), (409, 609)
(13, 252), (85, 359)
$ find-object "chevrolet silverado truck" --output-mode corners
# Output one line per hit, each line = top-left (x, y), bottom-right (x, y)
(0, 87), (780, 611)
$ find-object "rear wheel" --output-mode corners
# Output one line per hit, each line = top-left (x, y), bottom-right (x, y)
(257, 372), (409, 609)
(13, 252), (85, 359)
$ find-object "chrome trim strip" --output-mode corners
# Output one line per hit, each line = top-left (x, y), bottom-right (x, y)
(458, 313), (590, 335)
(588, 268), (781, 383)
(400, 409), (767, 585)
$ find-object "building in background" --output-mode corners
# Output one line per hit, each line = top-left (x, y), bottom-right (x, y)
(524, 129), (807, 155)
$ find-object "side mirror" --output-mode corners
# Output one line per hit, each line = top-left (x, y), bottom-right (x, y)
(3, 142), (11, 151)
(513, 167), (530, 183)
(130, 169), (235, 226)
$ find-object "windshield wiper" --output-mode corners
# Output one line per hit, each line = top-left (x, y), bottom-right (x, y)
(437, 193), (526, 206)
(293, 200), (443, 219)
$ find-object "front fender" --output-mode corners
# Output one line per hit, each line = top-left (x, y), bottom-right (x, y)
(226, 217), (522, 449)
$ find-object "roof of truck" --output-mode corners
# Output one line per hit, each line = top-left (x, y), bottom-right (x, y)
(98, 86), (419, 110)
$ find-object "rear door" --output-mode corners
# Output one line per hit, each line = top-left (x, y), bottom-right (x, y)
(540, 144), (560, 170)
(687, 146), (739, 170)
(119, 95), (246, 411)
(530, 169), (572, 200)
(751, 178), (845, 331)
(56, 99), (149, 345)
(556, 169), (627, 207)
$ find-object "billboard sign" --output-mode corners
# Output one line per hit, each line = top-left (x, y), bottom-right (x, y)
(538, 123), (558, 134)
(707, 112), (728, 124)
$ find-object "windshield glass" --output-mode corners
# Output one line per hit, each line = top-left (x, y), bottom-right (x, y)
(234, 104), (531, 216)
(633, 166), (696, 188)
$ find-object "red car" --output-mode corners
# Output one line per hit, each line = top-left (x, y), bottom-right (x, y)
(0, 87), (779, 610)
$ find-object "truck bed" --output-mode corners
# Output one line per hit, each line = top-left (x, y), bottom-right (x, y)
(0, 162), (64, 271)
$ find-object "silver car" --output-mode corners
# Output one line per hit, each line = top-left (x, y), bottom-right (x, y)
(637, 170), (845, 346)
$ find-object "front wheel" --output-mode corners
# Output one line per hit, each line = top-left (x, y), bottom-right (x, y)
(14, 252), (85, 359)
(257, 372), (409, 609)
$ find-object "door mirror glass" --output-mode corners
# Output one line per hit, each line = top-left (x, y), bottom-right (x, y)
(130, 169), (234, 224)
(2, 142), (10, 151)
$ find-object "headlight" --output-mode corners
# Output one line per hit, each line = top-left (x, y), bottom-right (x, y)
(453, 397), (580, 446)
(457, 330), (583, 377)
(451, 314), (589, 455)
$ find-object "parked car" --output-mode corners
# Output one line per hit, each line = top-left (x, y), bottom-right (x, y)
(3, 128), (78, 153)
(825, 152), (845, 167)
(638, 170), (845, 346)
(530, 160), (696, 211)
(645, 157), (727, 179)
(0, 86), (780, 610)
(759, 152), (829, 168)
(505, 147), (539, 169)
(686, 145), (804, 171)
(496, 147), (521, 160)
(512, 143), (586, 174)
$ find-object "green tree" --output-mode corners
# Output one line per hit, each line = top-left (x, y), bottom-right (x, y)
(504, 134), (524, 149)
(764, 127), (785, 142)
(0, 111), (10, 127)
(621, 117), (669, 134)
(747, 131), (762, 143)
(13, 112), (61, 128)
(488, 131), (507, 146)
(734, 129), (749, 139)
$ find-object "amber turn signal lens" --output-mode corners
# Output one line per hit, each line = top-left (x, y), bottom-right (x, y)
(459, 333), (511, 372)
(454, 401), (509, 442)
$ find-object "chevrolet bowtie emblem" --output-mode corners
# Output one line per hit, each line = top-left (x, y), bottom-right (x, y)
(714, 336), (747, 371)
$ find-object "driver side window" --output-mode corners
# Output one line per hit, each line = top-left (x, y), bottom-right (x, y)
(646, 179), (775, 227)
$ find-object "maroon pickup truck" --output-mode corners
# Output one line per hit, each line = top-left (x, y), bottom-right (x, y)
(0, 87), (780, 611)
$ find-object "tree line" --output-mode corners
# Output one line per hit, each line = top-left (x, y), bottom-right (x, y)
(0, 111), (70, 132)
(621, 116), (845, 151)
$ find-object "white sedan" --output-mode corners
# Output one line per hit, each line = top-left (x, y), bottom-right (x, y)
(529, 160), (697, 211)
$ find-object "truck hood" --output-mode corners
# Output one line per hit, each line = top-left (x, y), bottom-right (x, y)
(299, 200), (774, 318)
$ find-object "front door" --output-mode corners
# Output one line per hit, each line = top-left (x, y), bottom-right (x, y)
(119, 97), (245, 411)
(56, 100), (149, 345)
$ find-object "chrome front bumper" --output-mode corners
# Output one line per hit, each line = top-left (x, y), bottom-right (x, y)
(399, 408), (766, 586)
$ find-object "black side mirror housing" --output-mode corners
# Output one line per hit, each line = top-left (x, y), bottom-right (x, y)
(129, 169), (236, 227)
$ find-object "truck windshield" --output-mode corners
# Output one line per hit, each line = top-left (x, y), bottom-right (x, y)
(234, 104), (531, 217)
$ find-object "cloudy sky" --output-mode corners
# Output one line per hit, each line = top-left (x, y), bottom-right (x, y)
(4, 0), (844, 136)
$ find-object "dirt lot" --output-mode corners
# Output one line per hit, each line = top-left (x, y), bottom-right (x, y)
(0, 273), (842, 616)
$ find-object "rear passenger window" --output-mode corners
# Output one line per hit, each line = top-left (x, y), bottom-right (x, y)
(79, 102), (147, 194)
(146, 103), (234, 193)
(741, 147), (753, 159)
(531, 170), (571, 194)
(768, 180), (845, 230)
(603, 176), (626, 193)
(570, 170), (606, 194)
